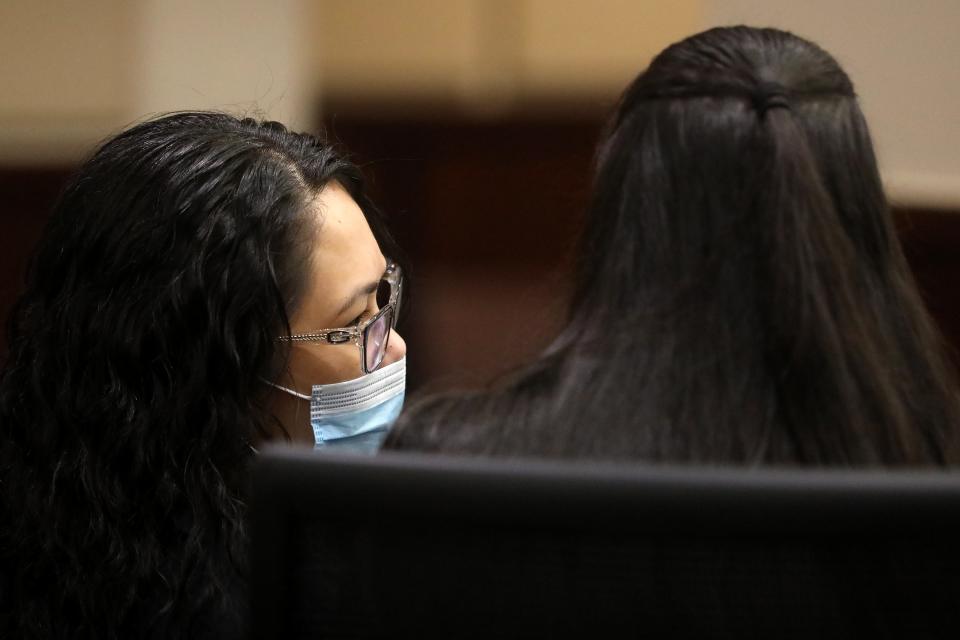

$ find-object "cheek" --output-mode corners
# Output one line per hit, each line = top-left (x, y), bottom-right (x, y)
(289, 344), (363, 385)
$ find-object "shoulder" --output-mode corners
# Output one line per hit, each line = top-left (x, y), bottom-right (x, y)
(384, 392), (497, 455)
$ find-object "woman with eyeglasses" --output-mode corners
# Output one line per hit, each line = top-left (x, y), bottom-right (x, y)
(0, 112), (405, 637)
(262, 194), (407, 453)
(386, 26), (960, 465)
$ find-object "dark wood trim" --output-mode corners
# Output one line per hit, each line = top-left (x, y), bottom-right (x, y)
(2, 135), (959, 382)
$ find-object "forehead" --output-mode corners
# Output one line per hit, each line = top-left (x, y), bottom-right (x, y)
(294, 182), (385, 326)
(311, 182), (382, 270)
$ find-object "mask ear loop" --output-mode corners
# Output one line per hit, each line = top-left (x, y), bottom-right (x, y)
(253, 378), (312, 452)
(259, 377), (311, 401)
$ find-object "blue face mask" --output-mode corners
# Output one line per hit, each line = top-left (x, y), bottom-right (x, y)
(269, 357), (406, 454)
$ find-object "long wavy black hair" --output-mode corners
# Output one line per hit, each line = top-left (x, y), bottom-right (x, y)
(0, 112), (396, 638)
(387, 27), (960, 465)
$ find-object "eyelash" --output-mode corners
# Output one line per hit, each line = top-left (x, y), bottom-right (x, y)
(348, 297), (378, 327)
(349, 311), (368, 327)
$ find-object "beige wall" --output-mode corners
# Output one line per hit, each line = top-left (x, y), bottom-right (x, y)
(315, 0), (700, 111)
(0, 0), (314, 165)
(133, 0), (313, 127)
(314, 0), (960, 208)
(0, 0), (136, 164)
(519, 0), (699, 96)
(3, 0), (959, 208)
(316, 0), (482, 101)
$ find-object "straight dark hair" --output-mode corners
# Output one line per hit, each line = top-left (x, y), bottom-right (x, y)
(387, 27), (960, 465)
(0, 112), (397, 638)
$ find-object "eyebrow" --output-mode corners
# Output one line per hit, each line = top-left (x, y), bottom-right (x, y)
(334, 279), (380, 321)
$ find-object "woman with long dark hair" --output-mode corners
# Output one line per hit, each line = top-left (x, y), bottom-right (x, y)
(0, 112), (406, 637)
(387, 26), (960, 465)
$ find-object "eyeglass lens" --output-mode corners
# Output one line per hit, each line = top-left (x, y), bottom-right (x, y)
(364, 306), (393, 372)
(376, 271), (402, 329)
(376, 277), (392, 310)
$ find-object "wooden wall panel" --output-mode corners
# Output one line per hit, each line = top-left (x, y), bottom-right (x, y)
(2, 118), (959, 393)
(0, 168), (71, 356)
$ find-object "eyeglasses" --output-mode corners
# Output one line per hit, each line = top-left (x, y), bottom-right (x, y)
(277, 262), (403, 374)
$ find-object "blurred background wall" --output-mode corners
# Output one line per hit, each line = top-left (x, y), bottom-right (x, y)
(2, 0), (958, 392)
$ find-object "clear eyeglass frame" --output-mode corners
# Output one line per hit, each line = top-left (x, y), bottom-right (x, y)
(276, 262), (403, 374)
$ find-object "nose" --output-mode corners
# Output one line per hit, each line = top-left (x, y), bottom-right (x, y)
(383, 329), (407, 366)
